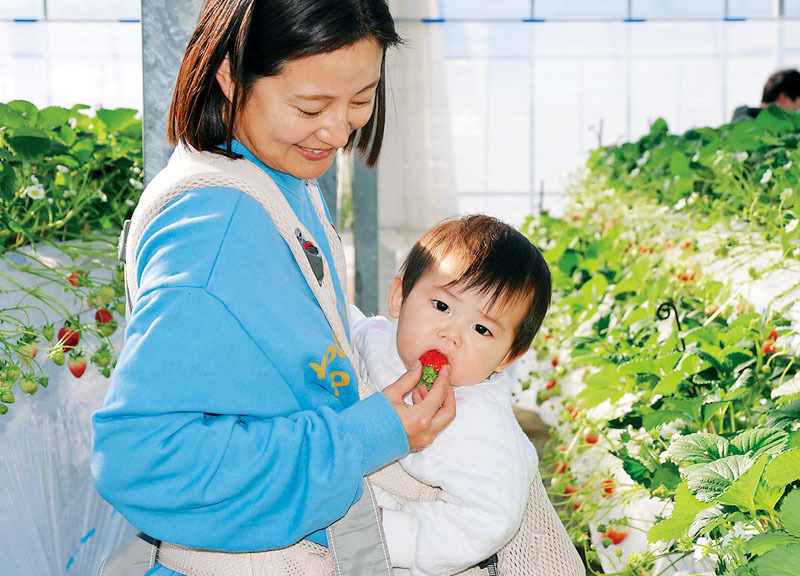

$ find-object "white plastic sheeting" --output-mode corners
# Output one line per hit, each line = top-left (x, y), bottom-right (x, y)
(0, 241), (136, 575)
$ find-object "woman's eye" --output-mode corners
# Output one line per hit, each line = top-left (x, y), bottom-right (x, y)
(352, 99), (373, 108)
(474, 324), (492, 337)
(298, 108), (322, 118)
(433, 300), (449, 312)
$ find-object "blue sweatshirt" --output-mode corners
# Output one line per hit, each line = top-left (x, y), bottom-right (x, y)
(91, 141), (408, 555)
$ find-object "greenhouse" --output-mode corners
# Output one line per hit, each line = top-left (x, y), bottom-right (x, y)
(1, 1), (799, 575)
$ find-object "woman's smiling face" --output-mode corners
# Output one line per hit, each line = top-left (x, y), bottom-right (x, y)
(216, 37), (383, 179)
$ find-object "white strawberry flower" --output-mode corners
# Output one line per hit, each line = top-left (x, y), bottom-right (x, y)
(63, 189), (77, 198)
(129, 178), (144, 190)
(24, 183), (46, 200)
(97, 189), (108, 202)
(56, 164), (70, 174)
(786, 219), (798, 234)
(781, 188), (793, 200)
(760, 169), (773, 184)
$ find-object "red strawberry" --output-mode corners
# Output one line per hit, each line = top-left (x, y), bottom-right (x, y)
(67, 269), (87, 287)
(605, 524), (629, 545)
(601, 477), (615, 497)
(95, 308), (113, 324)
(555, 461), (569, 474)
(564, 484), (578, 495)
(768, 329), (779, 341)
(763, 341), (776, 355)
(584, 428), (599, 444)
(57, 326), (80, 351)
(551, 357), (559, 367)
(418, 350), (448, 391)
(546, 379), (557, 390)
(68, 352), (87, 378)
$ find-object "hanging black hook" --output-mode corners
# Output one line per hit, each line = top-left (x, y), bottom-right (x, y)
(657, 301), (686, 352)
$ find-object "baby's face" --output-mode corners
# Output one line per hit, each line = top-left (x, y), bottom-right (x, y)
(389, 259), (527, 387)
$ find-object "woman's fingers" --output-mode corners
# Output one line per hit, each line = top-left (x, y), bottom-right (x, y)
(384, 364), (455, 452)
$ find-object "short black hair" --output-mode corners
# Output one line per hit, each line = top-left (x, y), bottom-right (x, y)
(762, 68), (800, 104)
(168, 0), (401, 167)
(398, 215), (552, 360)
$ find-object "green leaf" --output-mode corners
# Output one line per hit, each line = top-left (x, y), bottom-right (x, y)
(643, 410), (684, 430)
(772, 374), (800, 399)
(716, 453), (769, 510)
(748, 543), (800, 576)
(6, 126), (52, 160)
(731, 428), (789, 459)
(745, 532), (800, 557)
(654, 370), (686, 395)
(668, 432), (730, 465)
(618, 357), (660, 376)
(35, 106), (70, 130)
(781, 490), (800, 537)
(763, 448), (800, 489)
(95, 108), (138, 134)
(648, 482), (713, 543)
(685, 454), (753, 502)
(688, 504), (725, 538)
(766, 400), (800, 431)
(576, 366), (625, 408)
(7, 99), (38, 121)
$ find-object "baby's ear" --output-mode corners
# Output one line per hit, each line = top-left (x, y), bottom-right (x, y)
(495, 349), (523, 373)
(388, 276), (404, 319)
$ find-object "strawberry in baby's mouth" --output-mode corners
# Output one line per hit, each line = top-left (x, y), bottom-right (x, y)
(417, 350), (448, 391)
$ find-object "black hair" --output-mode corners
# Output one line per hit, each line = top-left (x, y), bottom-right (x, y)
(762, 68), (800, 104)
(168, 0), (401, 167)
(399, 215), (552, 360)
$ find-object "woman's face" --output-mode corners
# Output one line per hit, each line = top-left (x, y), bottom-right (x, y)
(216, 37), (384, 179)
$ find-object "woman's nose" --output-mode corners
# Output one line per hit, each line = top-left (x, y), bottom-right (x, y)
(318, 109), (351, 149)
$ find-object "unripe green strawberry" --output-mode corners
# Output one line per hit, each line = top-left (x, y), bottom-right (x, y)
(91, 345), (112, 367)
(98, 286), (116, 304)
(5, 364), (20, 384)
(0, 404), (7, 416)
(417, 350), (448, 391)
(42, 323), (55, 341)
(19, 375), (38, 395)
(1, 389), (15, 404)
(49, 348), (66, 366)
(39, 376), (49, 388)
(17, 342), (38, 365)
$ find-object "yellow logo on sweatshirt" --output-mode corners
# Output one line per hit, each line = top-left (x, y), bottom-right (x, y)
(310, 331), (350, 396)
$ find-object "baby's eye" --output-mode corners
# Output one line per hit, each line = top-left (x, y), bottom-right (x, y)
(433, 300), (449, 313)
(474, 324), (493, 337)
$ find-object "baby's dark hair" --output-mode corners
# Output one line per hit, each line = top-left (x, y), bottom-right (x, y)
(398, 215), (552, 360)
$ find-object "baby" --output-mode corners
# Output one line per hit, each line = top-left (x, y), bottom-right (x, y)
(351, 214), (552, 576)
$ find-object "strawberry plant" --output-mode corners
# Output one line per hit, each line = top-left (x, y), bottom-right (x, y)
(0, 100), (142, 414)
(518, 111), (800, 575)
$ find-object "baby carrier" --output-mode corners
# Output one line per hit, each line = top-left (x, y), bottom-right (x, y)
(104, 150), (584, 576)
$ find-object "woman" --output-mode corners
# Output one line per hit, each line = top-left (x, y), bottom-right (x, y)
(91, 1), (456, 574)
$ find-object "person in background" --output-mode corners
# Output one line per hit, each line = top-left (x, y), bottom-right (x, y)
(91, 1), (456, 575)
(351, 215), (553, 575)
(731, 68), (800, 122)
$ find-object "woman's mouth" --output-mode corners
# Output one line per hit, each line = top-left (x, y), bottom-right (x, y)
(296, 145), (334, 161)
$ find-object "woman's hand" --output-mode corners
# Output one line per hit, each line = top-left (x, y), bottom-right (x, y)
(383, 361), (456, 452)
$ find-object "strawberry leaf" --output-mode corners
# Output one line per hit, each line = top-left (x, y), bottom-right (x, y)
(730, 428), (789, 459)
(667, 432), (730, 465)
(780, 490), (800, 538)
(747, 543), (800, 576)
(685, 454), (753, 502)
(716, 453), (770, 510)
(648, 482), (712, 543)
(763, 448), (800, 489)
(745, 531), (800, 557)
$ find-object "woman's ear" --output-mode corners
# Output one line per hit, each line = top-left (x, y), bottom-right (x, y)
(388, 277), (404, 319)
(215, 57), (235, 102)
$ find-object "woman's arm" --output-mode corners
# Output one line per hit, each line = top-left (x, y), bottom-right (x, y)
(92, 188), (409, 551)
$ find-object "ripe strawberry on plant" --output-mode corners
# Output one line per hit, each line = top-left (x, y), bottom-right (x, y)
(583, 428), (599, 445)
(95, 308), (118, 337)
(605, 524), (629, 545)
(763, 341), (776, 355)
(57, 324), (81, 351)
(601, 477), (615, 497)
(417, 350), (448, 391)
(67, 269), (88, 287)
(68, 352), (87, 379)
(768, 329), (779, 341)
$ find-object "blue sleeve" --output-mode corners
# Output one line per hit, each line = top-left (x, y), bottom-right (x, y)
(91, 188), (408, 552)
